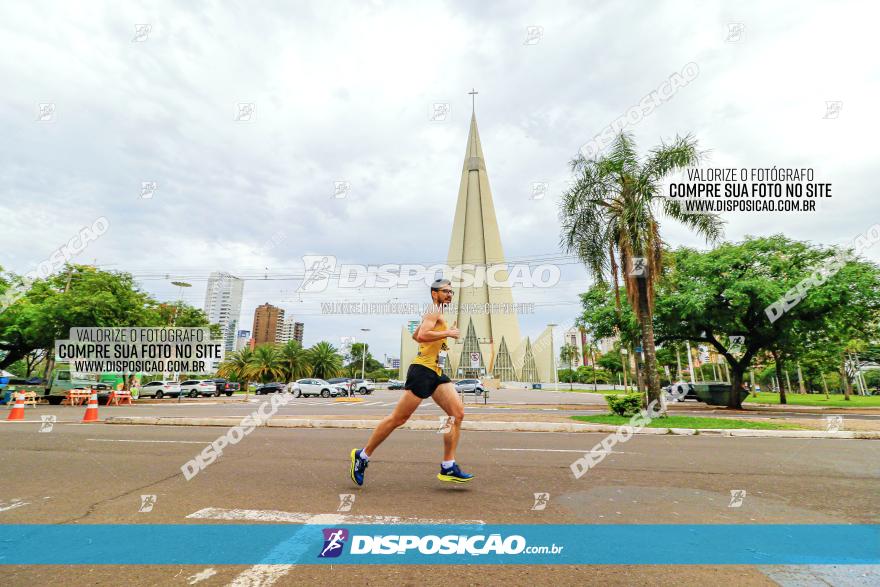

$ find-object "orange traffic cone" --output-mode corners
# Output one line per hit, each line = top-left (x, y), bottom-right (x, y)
(82, 390), (99, 423)
(6, 392), (25, 421)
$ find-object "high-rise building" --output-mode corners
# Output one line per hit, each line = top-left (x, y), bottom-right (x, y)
(252, 303), (284, 345)
(235, 330), (251, 351)
(563, 327), (584, 368)
(203, 272), (244, 367)
(278, 319), (305, 344)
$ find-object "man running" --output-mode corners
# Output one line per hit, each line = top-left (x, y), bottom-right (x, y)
(350, 279), (474, 486)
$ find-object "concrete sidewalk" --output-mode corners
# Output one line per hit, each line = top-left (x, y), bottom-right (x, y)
(103, 415), (880, 439)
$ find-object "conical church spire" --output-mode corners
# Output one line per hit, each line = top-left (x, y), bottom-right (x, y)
(444, 110), (522, 376)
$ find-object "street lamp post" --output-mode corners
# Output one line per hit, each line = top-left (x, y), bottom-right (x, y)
(169, 281), (191, 400)
(359, 328), (370, 396)
(170, 281), (192, 326)
(548, 323), (558, 392)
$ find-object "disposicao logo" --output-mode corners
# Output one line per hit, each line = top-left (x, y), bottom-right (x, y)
(318, 528), (348, 558)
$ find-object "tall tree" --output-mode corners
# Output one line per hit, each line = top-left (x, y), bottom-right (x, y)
(278, 340), (310, 382)
(247, 344), (285, 383)
(560, 132), (724, 406)
(218, 347), (255, 397)
(559, 344), (578, 390)
(0, 265), (157, 370)
(307, 341), (342, 380)
(653, 236), (880, 408)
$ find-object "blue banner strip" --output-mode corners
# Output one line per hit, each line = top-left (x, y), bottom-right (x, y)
(0, 525), (877, 565)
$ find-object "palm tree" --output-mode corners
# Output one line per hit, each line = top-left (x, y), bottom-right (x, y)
(559, 132), (724, 407)
(559, 343), (577, 390)
(278, 340), (310, 382)
(247, 344), (285, 384)
(218, 347), (254, 398)
(307, 341), (342, 380)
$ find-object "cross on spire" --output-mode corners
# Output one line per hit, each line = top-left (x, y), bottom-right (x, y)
(468, 88), (478, 113)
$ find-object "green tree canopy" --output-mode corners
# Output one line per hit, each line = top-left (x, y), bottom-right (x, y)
(308, 341), (343, 380)
(652, 235), (880, 407)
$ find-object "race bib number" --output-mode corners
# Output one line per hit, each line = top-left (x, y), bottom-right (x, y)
(438, 350), (447, 368)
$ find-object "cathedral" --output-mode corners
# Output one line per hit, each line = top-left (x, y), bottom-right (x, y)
(399, 111), (555, 383)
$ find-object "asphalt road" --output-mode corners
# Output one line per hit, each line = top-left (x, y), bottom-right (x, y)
(2, 413), (878, 586)
(10, 388), (880, 423)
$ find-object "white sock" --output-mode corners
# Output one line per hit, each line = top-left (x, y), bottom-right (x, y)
(359, 449), (370, 461)
(441, 459), (454, 469)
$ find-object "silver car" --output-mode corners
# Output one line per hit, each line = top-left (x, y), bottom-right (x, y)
(294, 378), (349, 398)
(140, 380), (182, 399)
(180, 379), (219, 398)
(349, 379), (375, 395)
(454, 379), (485, 395)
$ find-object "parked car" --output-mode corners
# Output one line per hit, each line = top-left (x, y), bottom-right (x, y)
(387, 379), (404, 390)
(349, 379), (375, 395)
(140, 380), (182, 399)
(454, 379), (485, 395)
(328, 377), (353, 388)
(255, 382), (287, 395)
(294, 378), (349, 398)
(209, 378), (235, 396)
(180, 379), (219, 398)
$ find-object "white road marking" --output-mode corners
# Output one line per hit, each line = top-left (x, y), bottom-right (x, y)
(211, 508), (484, 586)
(494, 448), (632, 454)
(87, 438), (207, 444)
(228, 564), (293, 587)
(187, 567), (217, 584)
(0, 499), (29, 513)
(187, 507), (484, 525)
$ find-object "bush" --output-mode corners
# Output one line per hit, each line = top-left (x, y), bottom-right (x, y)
(576, 366), (610, 384)
(559, 369), (578, 383)
(605, 393), (643, 417)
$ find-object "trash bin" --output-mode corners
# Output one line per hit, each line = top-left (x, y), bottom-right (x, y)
(532, 383), (542, 390)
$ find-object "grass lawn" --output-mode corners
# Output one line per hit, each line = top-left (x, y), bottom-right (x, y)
(745, 392), (880, 408)
(571, 414), (802, 430)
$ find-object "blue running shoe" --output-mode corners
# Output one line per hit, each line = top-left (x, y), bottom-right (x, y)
(350, 448), (368, 486)
(437, 462), (473, 483)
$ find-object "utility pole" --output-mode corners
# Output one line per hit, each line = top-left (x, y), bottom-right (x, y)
(685, 340), (695, 384)
(170, 281), (191, 399)
(797, 362), (806, 394)
(548, 323), (558, 391)
(590, 344), (597, 392)
(359, 328), (370, 397)
(675, 345), (683, 381)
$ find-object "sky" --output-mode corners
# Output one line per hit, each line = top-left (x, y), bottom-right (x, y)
(1, 0), (878, 361)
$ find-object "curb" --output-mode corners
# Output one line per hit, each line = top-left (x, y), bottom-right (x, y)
(103, 416), (880, 439)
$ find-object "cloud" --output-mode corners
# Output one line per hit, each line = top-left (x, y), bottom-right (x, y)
(1, 0), (877, 358)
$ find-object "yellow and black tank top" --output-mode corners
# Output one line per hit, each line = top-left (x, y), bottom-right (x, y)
(411, 315), (449, 375)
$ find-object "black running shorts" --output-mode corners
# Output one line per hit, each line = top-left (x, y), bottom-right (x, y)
(405, 364), (451, 399)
